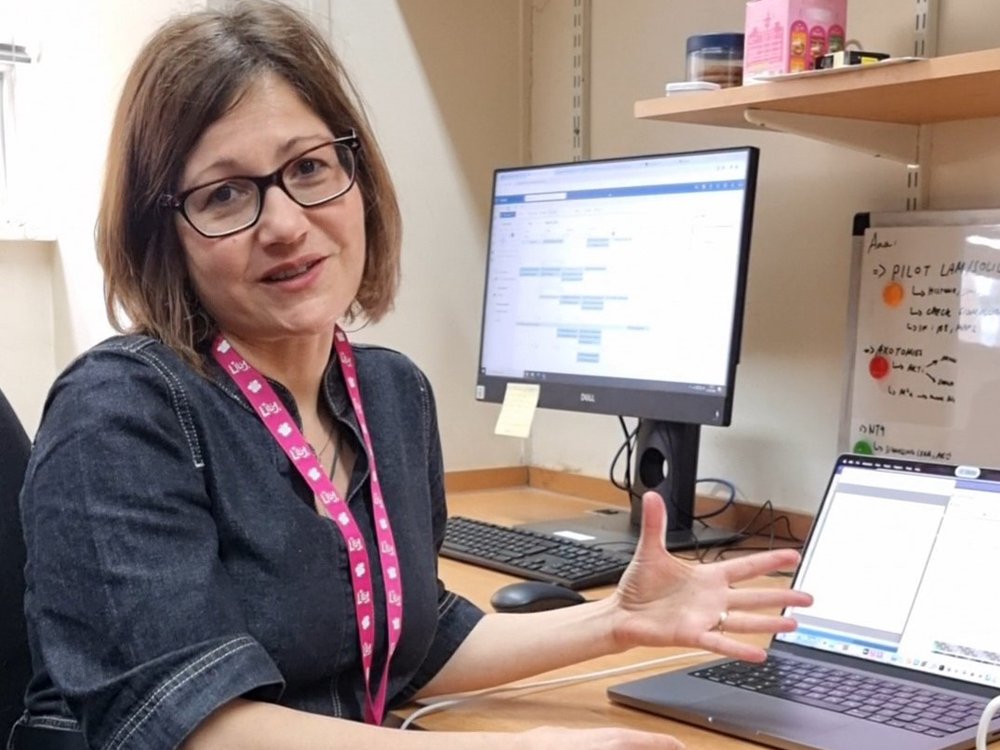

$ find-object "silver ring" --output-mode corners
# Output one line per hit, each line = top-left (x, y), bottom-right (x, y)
(715, 610), (729, 634)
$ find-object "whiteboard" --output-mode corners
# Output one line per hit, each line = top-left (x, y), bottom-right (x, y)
(844, 211), (1000, 466)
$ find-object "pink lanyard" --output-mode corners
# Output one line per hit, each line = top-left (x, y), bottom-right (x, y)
(212, 327), (403, 725)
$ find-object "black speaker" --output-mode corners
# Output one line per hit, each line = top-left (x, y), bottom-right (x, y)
(629, 420), (701, 533)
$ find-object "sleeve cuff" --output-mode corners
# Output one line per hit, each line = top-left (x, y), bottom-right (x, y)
(393, 592), (484, 705)
(100, 635), (284, 750)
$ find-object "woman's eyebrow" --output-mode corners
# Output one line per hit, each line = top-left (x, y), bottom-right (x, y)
(186, 134), (332, 187)
(278, 133), (330, 155)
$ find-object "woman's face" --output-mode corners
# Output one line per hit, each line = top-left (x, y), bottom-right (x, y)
(176, 74), (366, 346)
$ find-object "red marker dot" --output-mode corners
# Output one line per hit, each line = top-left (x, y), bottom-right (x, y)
(869, 355), (890, 380)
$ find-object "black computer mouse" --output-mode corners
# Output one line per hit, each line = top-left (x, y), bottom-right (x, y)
(489, 581), (587, 613)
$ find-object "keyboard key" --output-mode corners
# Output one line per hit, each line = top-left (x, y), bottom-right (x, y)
(917, 717), (962, 734)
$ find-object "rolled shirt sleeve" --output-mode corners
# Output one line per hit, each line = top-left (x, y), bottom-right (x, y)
(392, 589), (484, 706)
(21, 350), (284, 749)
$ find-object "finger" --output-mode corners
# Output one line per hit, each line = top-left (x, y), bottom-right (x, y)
(715, 547), (802, 583)
(635, 491), (668, 557)
(614, 728), (686, 750)
(699, 631), (769, 663)
(727, 587), (814, 611)
(711, 611), (800, 635)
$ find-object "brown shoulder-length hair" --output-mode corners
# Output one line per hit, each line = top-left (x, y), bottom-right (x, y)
(97, 0), (401, 368)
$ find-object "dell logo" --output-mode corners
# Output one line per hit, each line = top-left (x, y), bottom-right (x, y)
(580, 392), (596, 403)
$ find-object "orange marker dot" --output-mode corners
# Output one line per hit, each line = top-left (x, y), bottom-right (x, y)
(869, 355), (890, 380)
(883, 281), (905, 307)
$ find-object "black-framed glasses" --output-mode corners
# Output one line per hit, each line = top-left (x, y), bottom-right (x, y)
(160, 131), (361, 238)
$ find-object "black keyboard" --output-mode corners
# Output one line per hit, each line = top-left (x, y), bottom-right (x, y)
(441, 516), (631, 590)
(693, 656), (988, 738)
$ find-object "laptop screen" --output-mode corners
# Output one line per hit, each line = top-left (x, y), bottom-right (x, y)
(779, 454), (1000, 689)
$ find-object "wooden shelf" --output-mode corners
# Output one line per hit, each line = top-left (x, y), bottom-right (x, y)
(0, 228), (55, 243)
(635, 47), (1000, 129)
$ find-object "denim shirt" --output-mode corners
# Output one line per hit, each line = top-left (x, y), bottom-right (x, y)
(18, 335), (484, 749)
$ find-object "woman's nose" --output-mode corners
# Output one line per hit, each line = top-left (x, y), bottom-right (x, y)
(255, 184), (309, 245)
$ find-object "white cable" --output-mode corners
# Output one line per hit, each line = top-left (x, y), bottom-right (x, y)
(399, 650), (710, 731)
(404, 657), (1000, 741)
(976, 694), (1000, 749)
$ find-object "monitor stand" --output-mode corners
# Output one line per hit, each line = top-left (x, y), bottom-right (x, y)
(515, 419), (743, 556)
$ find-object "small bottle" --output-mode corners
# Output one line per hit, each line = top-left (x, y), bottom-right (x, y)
(685, 33), (744, 89)
(789, 21), (809, 73)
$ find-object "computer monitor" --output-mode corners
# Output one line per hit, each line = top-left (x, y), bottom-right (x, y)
(475, 146), (759, 552)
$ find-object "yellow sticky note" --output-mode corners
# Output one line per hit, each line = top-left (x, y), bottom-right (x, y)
(494, 383), (541, 438)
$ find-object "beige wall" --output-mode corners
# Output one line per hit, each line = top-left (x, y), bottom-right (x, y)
(325, 0), (525, 470)
(5, 0), (1000, 515)
(522, 0), (1000, 514)
(0, 240), (55, 434)
(324, 0), (1000, 513)
(1, 0), (202, 435)
(525, 0), (898, 510)
(2, 0), (525, 473)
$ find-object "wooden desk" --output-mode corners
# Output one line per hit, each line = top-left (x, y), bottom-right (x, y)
(422, 485), (1000, 748)
(419, 486), (798, 747)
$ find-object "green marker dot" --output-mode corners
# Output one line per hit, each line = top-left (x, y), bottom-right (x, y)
(853, 440), (874, 455)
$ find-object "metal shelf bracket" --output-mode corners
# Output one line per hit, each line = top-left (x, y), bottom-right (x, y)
(742, 109), (921, 164)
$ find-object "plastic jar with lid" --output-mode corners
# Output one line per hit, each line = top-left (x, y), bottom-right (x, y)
(685, 33), (744, 88)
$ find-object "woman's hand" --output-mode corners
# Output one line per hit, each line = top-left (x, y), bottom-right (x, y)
(522, 726), (685, 749)
(608, 492), (813, 662)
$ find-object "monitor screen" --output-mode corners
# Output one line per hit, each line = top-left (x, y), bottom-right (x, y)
(476, 146), (758, 426)
(474, 147), (760, 551)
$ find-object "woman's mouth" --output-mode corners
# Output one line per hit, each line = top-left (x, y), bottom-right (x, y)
(264, 258), (322, 283)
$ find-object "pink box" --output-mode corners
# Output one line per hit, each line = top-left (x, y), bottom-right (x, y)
(743, 0), (847, 83)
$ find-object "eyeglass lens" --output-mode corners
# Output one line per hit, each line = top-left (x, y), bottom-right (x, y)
(183, 142), (355, 236)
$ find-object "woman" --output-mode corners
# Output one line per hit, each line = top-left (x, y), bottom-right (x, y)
(14, 2), (812, 749)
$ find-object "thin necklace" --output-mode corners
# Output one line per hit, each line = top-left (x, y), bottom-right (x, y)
(314, 427), (342, 478)
(314, 429), (334, 461)
(328, 431), (342, 478)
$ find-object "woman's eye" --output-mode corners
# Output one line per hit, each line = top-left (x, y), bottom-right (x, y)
(191, 181), (252, 213)
(292, 157), (329, 179)
(207, 183), (239, 205)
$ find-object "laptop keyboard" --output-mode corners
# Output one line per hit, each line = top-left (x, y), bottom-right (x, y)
(692, 656), (988, 738)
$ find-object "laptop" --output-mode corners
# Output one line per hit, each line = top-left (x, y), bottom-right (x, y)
(608, 454), (1000, 750)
